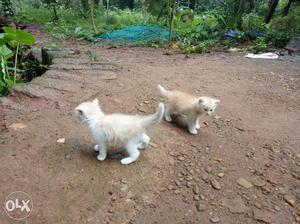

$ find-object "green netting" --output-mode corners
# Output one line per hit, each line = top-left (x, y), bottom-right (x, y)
(94, 25), (170, 44)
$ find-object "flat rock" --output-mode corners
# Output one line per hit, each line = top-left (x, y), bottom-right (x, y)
(237, 178), (253, 188)
(50, 62), (119, 71)
(222, 196), (247, 214)
(283, 194), (296, 207)
(12, 83), (62, 101)
(253, 208), (272, 223)
(210, 216), (220, 223)
(196, 203), (206, 212)
(31, 76), (84, 92)
(210, 178), (221, 190)
(252, 178), (266, 187)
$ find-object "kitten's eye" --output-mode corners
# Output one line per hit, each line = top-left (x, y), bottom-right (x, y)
(210, 109), (213, 112)
(204, 109), (208, 111)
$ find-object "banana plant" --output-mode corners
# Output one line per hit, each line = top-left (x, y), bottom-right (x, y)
(0, 26), (35, 96)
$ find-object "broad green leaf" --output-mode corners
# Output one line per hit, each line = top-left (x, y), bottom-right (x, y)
(16, 30), (35, 45)
(3, 26), (15, 34)
(0, 45), (13, 59)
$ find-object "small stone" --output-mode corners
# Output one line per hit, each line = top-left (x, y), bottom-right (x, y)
(202, 174), (209, 182)
(194, 195), (200, 201)
(237, 178), (253, 189)
(253, 208), (272, 223)
(143, 100), (150, 104)
(174, 190), (180, 195)
(178, 156), (185, 161)
(138, 106), (147, 113)
(193, 186), (200, 195)
(210, 178), (221, 190)
(149, 142), (158, 148)
(196, 203), (206, 212)
(186, 182), (193, 188)
(252, 178), (266, 187)
(217, 173), (224, 178)
(9, 122), (27, 130)
(191, 142), (197, 147)
(283, 194), (296, 207)
(222, 196), (247, 214)
(167, 185), (175, 190)
(65, 154), (71, 160)
(274, 205), (280, 211)
(57, 138), (65, 144)
(261, 186), (271, 194)
(254, 201), (262, 209)
(120, 178), (127, 184)
(205, 166), (212, 173)
(210, 216), (220, 223)
(174, 180), (181, 186)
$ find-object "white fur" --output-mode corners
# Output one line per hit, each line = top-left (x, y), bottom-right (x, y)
(158, 85), (220, 134)
(75, 99), (164, 165)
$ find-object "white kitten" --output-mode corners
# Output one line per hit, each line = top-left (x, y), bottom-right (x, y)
(158, 85), (220, 135)
(75, 99), (164, 165)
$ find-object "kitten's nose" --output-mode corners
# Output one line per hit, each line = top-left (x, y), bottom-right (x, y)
(207, 111), (212, 115)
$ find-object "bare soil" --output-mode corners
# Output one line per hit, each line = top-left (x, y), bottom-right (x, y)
(0, 29), (299, 224)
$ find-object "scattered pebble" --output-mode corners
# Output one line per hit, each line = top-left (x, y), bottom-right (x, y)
(210, 216), (220, 223)
(193, 186), (200, 195)
(174, 189), (181, 195)
(193, 195), (200, 201)
(9, 123), (27, 130)
(205, 166), (212, 173)
(237, 178), (253, 189)
(210, 178), (221, 190)
(196, 202), (206, 212)
(178, 156), (185, 161)
(57, 138), (65, 144)
(222, 196), (247, 214)
(283, 194), (296, 207)
(217, 173), (224, 178)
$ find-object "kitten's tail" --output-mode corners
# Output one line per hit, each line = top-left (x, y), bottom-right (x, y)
(141, 103), (164, 128)
(158, 84), (169, 97)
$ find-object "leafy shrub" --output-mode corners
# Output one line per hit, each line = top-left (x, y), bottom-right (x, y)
(0, 27), (35, 96)
(253, 36), (268, 53)
(268, 6), (300, 48)
(241, 13), (265, 33)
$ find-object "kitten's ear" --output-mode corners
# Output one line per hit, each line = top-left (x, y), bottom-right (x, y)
(198, 98), (204, 104)
(93, 98), (99, 105)
(75, 108), (84, 116)
(215, 99), (221, 105)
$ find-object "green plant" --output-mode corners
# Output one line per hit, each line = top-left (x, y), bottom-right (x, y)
(0, 26), (35, 96)
(253, 36), (268, 53)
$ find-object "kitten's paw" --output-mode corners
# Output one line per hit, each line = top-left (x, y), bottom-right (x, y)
(196, 124), (200, 130)
(189, 129), (198, 135)
(94, 145), (99, 151)
(120, 157), (136, 165)
(97, 154), (106, 161)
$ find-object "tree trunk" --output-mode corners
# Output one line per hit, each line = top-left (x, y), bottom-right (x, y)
(249, 0), (255, 12)
(238, 0), (245, 14)
(90, 0), (98, 33)
(282, 0), (294, 16)
(81, 0), (88, 18)
(168, 0), (176, 43)
(71, 0), (77, 10)
(264, 0), (279, 24)
(52, 4), (59, 20)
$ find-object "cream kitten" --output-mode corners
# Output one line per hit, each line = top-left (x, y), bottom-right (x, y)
(75, 99), (164, 165)
(158, 85), (220, 135)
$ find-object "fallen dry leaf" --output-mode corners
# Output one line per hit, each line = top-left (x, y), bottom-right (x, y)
(9, 123), (27, 130)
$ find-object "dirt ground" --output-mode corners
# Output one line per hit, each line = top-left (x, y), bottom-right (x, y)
(0, 29), (300, 224)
